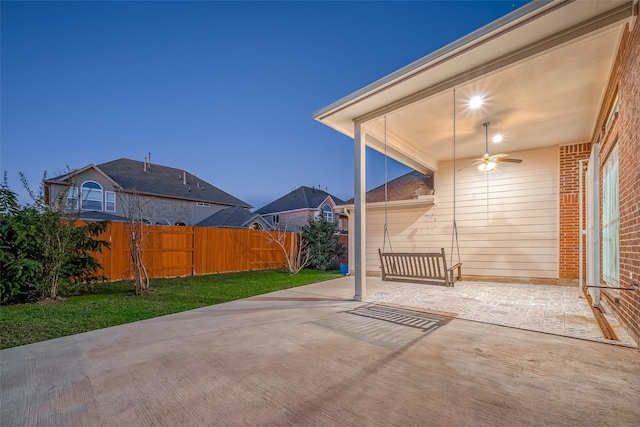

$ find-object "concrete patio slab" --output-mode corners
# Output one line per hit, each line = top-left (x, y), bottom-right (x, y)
(1, 277), (639, 426)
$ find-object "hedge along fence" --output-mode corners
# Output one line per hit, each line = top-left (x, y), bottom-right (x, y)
(88, 222), (296, 280)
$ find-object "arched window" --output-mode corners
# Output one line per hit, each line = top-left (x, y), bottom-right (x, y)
(141, 218), (151, 225)
(155, 219), (171, 226)
(81, 181), (103, 211)
(250, 222), (263, 230)
(174, 221), (187, 226)
(323, 205), (333, 222)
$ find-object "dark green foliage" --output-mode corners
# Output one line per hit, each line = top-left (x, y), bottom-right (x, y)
(0, 184), (42, 303)
(0, 176), (110, 304)
(300, 216), (345, 271)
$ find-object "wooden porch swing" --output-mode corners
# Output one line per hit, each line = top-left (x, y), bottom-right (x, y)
(378, 89), (462, 287)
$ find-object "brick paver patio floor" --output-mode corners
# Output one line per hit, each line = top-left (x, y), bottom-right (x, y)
(368, 280), (637, 347)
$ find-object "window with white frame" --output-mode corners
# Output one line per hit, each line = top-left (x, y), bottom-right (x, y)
(105, 191), (116, 212)
(323, 205), (333, 222)
(602, 144), (619, 287)
(81, 181), (103, 211)
(67, 187), (79, 210)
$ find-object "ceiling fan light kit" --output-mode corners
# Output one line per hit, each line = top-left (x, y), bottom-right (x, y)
(470, 121), (523, 173)
(478, 160), (497, 172)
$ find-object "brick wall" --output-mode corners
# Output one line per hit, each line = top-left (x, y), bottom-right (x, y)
(559, 143), (592, 281)
(593, 18), (640, 344)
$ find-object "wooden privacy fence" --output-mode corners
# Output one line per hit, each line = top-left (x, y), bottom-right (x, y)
(90, 222), (296, 281)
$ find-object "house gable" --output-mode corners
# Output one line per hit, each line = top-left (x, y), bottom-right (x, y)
(44, 158), (251, 226)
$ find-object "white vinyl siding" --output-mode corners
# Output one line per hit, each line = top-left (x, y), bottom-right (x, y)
(602, 145), (619, 287)
(357, 146), (558, 279)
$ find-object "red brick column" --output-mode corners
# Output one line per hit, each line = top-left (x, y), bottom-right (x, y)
(559, 143), (591, 282)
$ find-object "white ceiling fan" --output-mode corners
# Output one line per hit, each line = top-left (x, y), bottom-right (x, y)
(461, 122), (522, 172)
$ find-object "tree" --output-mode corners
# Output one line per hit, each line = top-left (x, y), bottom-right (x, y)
(118, 190), (150, 294)
(300, 216), (345, 271)
(264, 225), (310, 275)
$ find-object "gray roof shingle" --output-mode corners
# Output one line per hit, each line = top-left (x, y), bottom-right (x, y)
(51, 158), (251, 208)
(254, 186), (345, 214)
(196, 207), (262, 228)
(344, 171), (433, 204)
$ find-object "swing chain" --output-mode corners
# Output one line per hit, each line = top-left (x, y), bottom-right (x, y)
(450, 88), (461, 264)
(383, 115), (393, 253)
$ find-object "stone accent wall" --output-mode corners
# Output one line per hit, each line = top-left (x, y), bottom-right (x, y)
(279, 210), (316, 231)
(559, 143), (591, 282)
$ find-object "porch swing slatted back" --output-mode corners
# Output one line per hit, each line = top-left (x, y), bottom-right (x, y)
(378, 248), (462, 287)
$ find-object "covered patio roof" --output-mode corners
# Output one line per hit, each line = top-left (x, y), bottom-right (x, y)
(313, 0), (635, 173)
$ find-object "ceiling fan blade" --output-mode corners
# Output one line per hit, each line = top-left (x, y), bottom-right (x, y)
(497, 158), (523, 163)
(457, 160), (483, 171)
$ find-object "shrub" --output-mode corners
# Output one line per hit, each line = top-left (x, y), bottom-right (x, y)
(300, 216), (345, 271)
(0, 176), (110, 304)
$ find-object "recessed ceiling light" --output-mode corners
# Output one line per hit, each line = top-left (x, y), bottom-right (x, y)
(469, 96), (484, 109)
(492, 134), (503, 143)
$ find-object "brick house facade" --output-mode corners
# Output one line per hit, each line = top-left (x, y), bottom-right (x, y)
(558, 15), (639, 343)
(594, 17), (640, 343)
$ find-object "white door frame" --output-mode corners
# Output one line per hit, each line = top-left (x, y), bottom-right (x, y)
(586, 143), (600, 307)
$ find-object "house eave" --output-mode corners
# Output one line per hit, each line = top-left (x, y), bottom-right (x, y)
(311, 0), (557, 124)
(313, 0), (633, 171)
(337, 195), (435, 212)
(44, 164), (121, 189)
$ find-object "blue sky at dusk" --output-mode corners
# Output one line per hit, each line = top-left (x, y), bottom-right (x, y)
(1, 1), (530, 209)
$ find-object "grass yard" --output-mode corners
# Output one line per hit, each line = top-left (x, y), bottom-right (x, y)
(0, 269), (342, 349)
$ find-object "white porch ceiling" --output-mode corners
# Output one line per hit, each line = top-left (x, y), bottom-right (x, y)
(313, 0), (635, 173)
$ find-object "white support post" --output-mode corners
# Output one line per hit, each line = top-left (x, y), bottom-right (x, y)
(354, 121), (367, 301)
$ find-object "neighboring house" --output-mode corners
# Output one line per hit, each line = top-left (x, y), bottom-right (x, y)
(255, 186), (348, 231)
(342, 170), (434, 206)
(314, 0), (640, 343)
(196, 206), (272, 230)
(44, 158), (252, 226)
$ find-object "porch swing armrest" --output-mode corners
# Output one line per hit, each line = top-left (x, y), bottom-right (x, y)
(447, 263), (462, 283)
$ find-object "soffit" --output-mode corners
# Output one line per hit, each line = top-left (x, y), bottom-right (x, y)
(314, 0), (633, 172)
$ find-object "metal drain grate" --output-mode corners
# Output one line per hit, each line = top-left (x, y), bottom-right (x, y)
(345, 304), (447, 332)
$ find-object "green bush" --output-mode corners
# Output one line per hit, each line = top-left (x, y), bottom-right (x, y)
(300, 216), (345, 271)
(0, 177), (109, 304)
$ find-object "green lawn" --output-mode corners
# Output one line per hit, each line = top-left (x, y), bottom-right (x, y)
(0, 269), (342, 349)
